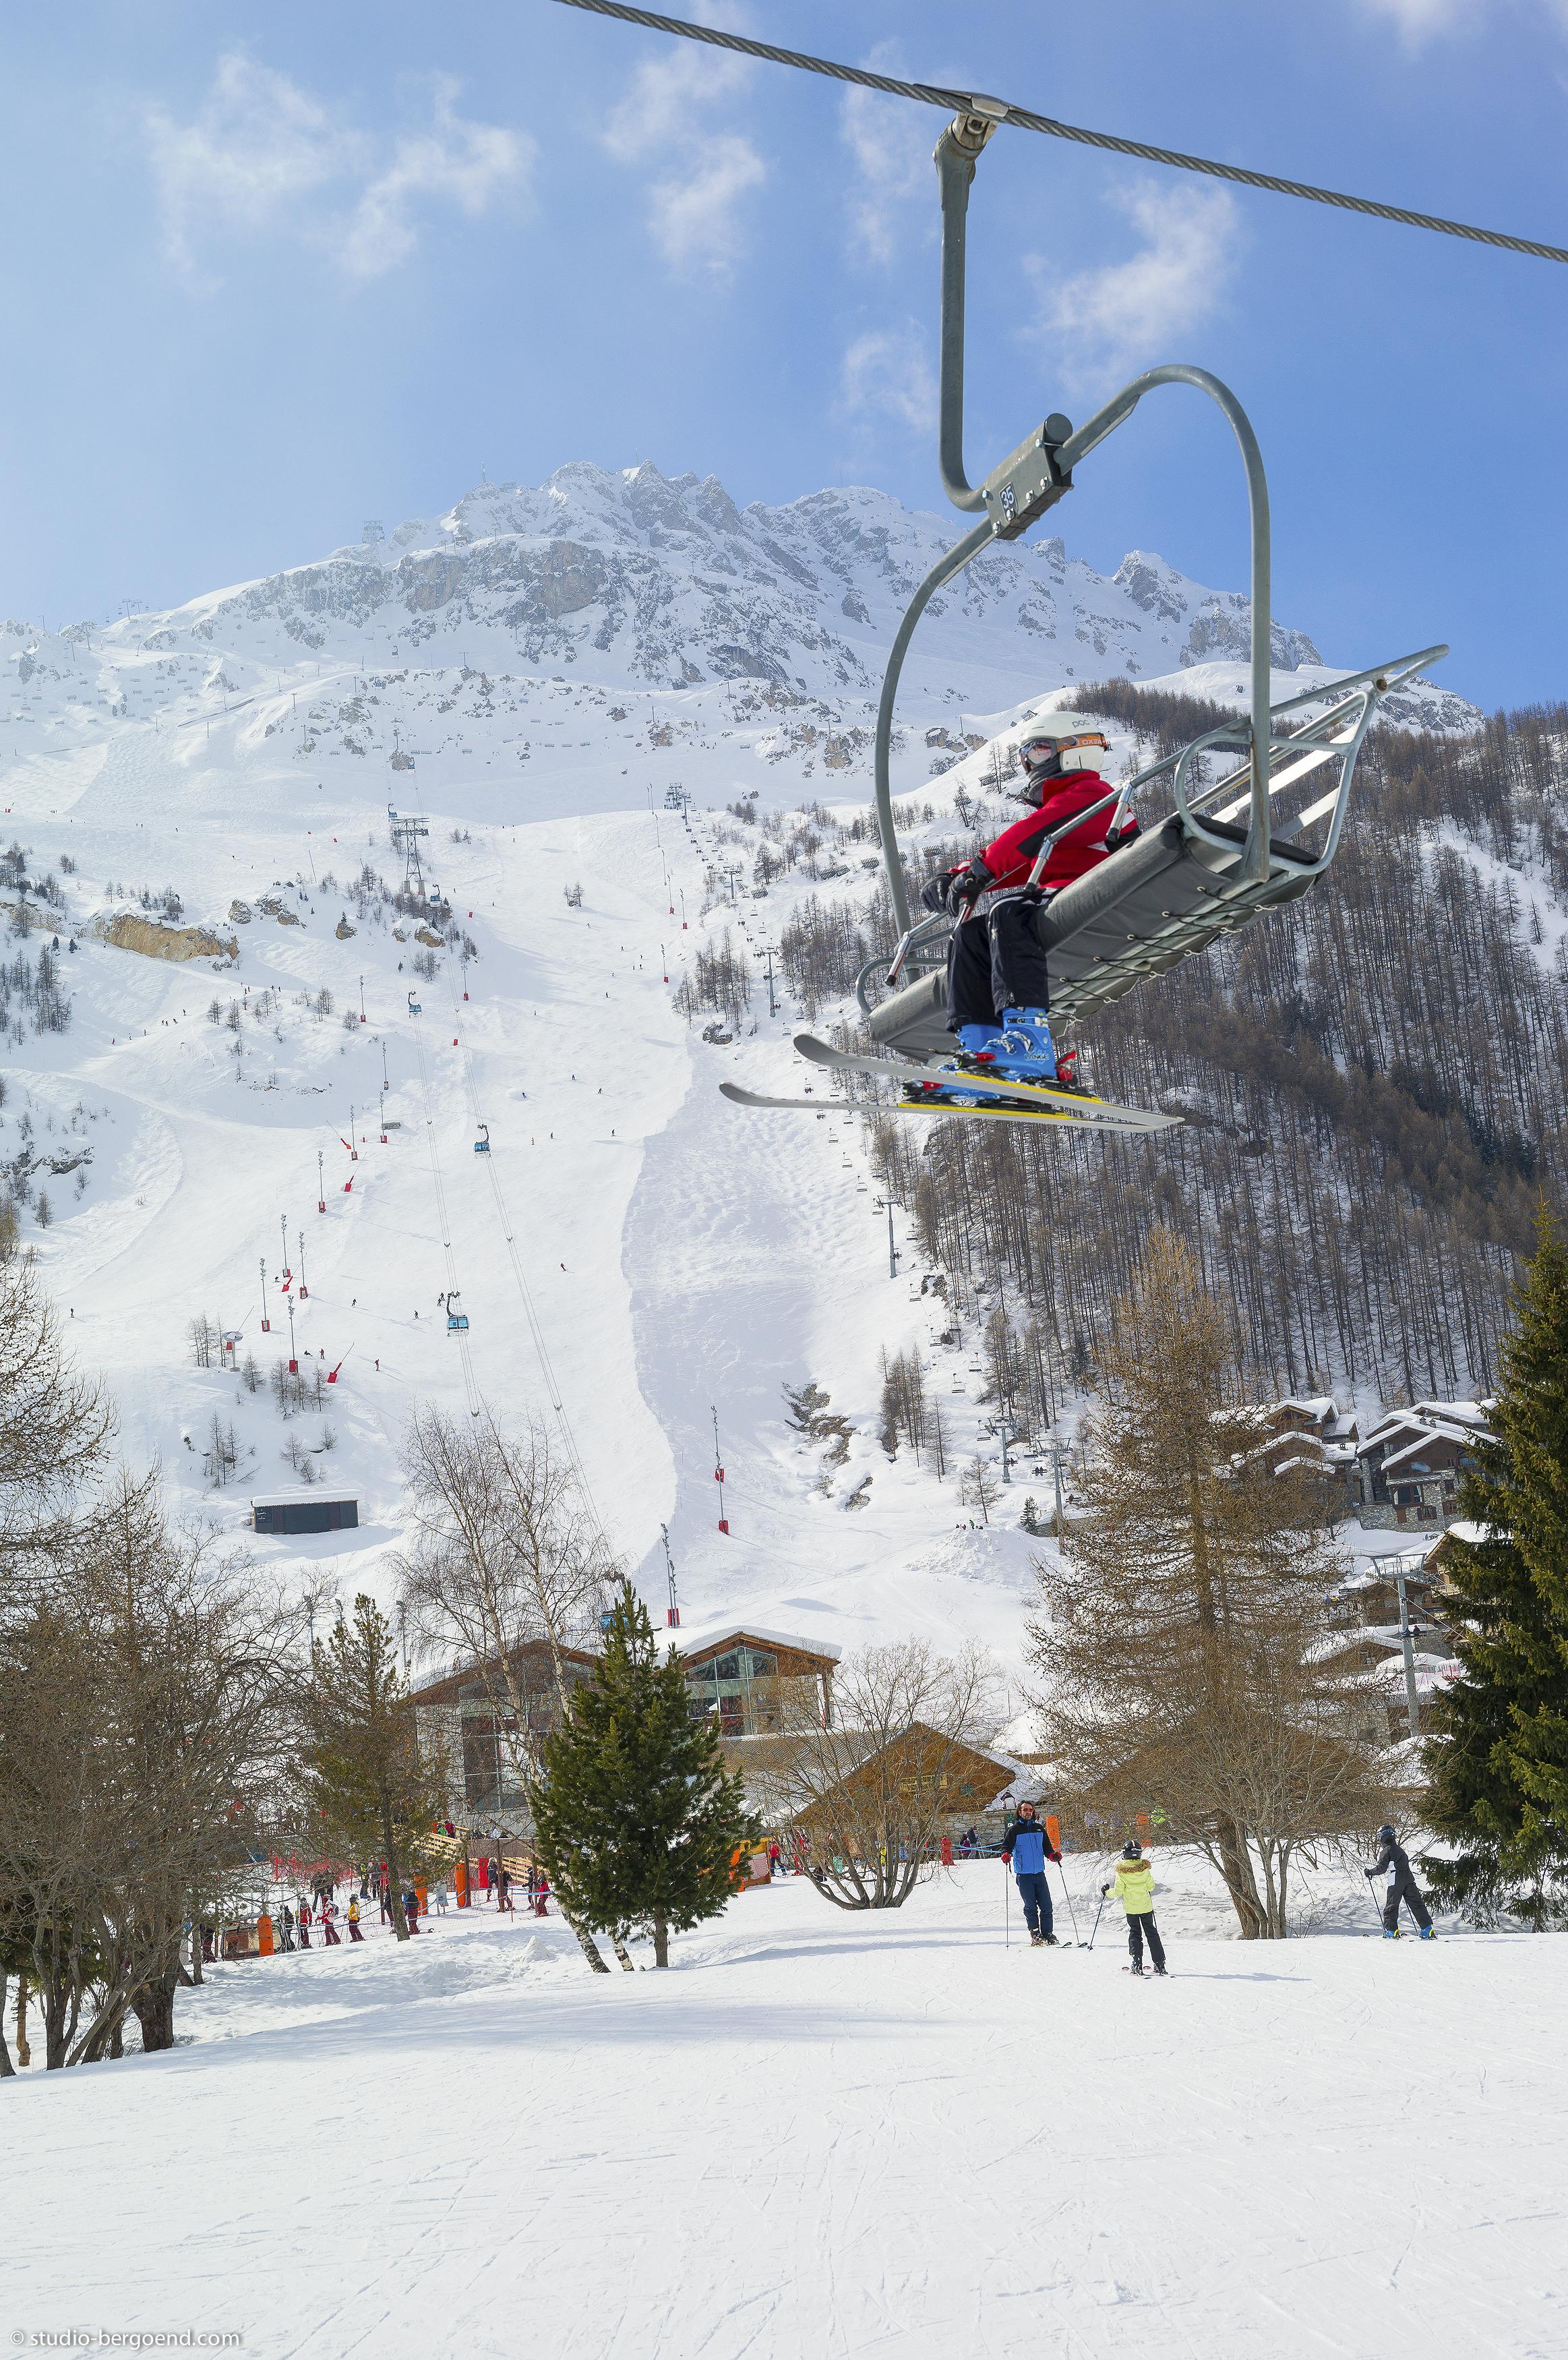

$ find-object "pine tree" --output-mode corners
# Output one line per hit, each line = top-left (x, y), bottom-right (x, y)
(1424, 1210), (1568, 1926)
(298, 1597), (447, 1941)
(532, 1588), (758, 1966)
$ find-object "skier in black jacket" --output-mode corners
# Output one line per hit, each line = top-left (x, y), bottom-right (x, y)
(1366, 1825), (1435, 1939)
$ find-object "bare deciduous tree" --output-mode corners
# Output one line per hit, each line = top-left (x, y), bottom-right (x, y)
(394, 1403), (624, 1972)
(0, 1251), (112, 1584)
(763, 1641), (1000, 1910)
(0, 1471), (308, 2064)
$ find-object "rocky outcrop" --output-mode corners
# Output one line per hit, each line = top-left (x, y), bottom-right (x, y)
(93, 914), (238, 964)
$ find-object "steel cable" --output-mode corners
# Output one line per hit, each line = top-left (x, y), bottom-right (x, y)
(544, 0), (1568, 267)
(444, 974), (620, 1570)
(407, 1013), (483, 1418)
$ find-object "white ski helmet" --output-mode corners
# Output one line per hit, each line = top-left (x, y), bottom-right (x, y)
(1013, 722), (1108, 804)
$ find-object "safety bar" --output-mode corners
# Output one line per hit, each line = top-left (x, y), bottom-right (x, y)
(865, 642), (1449, 1015)
(1170, 642), (1448, 875)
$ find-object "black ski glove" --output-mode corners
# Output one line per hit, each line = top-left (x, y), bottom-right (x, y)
(919, 870), (957, 916)
(946, 858), (993, 915)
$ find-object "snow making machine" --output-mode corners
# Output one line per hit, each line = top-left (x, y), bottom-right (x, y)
(727, 100), (1447, 1131)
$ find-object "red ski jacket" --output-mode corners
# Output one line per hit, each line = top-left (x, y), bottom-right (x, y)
(980, 771), (1127, 893)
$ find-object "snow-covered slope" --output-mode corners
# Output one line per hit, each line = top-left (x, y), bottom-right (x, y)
(9, 1859), (1565, 2359)
(0, 467), (1472, 1665)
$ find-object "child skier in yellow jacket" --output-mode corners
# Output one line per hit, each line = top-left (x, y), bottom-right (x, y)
(1102, 1841), (1168, 1976)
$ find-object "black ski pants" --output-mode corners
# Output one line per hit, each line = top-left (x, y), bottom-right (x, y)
(1126, 1910), (1166, 1970)
(1015, 1870), (1054, 1939)
(1383, 1871), (1432, 1933)
(946, 893), (1054, 1030)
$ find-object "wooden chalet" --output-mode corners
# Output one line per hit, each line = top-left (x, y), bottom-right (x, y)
(410, 1641), (597, 1829)
(1356, 1402), (1493, 1529)
(660, 1621), (841, 1737)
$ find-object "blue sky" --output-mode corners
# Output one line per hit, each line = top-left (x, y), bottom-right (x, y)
(2, 0), (1567, 706)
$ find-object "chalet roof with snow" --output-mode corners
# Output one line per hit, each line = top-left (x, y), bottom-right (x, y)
(656, 1620), (842, 1672)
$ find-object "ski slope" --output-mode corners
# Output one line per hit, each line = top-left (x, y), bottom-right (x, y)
(0, 469), (1471, 1668)
(7, 1856), (1562, 2359)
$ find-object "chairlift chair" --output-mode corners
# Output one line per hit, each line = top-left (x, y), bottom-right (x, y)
(785, 104), (1449, 1086)
(407, 990), (421, 1015)
(446, 1294), (470, 1334)
(474, 1123), (491, 1154)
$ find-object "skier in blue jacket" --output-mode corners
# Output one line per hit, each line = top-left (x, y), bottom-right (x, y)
(1001, 1799), (1061, 1945)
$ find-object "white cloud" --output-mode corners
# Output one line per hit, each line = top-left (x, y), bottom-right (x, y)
(1362, 0), (1471, 34)
(646, 135), (766, 275)
(1026, 181), (1240, 399)
(840, 323), (937, 434)
(145, 53), (531, 287)
(1359, 0), (1568, 43)
(601, 18), (764, 276)
(839, 54), (931, 266)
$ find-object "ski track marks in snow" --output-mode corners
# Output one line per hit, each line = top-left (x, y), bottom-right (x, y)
(6, 1860), (1565, 2359)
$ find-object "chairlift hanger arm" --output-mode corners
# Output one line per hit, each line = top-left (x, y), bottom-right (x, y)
(874, 361), (1273, 927)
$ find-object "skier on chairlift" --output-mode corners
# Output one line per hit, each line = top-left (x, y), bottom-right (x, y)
(921, 727), (1132, 1084)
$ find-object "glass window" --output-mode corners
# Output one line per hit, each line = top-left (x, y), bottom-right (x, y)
(714, 1653), (740, 1681)
(744, 1651), (777, 1678)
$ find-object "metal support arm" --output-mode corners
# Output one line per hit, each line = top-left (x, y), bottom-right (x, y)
(935, 105), (1008, 512)
(1056, 367), (1272, 883)
(872, 519), (993, 935)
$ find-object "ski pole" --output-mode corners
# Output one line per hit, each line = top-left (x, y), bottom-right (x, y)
(1004, 1860), (1011, 1950)
(1086, 1891), (1108, 1951)
(1055, 1860), (1083, 1948)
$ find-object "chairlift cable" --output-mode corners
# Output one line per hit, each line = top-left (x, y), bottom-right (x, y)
(542, 0), (1568, 267)
(407, 1016), (482, 1417)
(443, 974), (619, 1567)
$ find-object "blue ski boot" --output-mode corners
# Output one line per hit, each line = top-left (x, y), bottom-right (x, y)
(1419, 1926), (1437, 1940)
(1383, 1927), (1400, 1939)
(990, 1007), (1059, 1084)
(957, 1022), (1004, 1057)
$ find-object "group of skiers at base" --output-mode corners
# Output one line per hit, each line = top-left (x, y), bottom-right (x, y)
(1002, 1802), (1438, 1961)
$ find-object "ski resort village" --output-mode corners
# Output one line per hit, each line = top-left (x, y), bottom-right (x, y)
(5, 9), (1568, 2359)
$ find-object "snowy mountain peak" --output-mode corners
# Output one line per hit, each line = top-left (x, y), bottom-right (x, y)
(47, 459), (1448, 755)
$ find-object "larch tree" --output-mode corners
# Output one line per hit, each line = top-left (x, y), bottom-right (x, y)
(532, 1588), (756, 1967)
(1424, 1208), (1568, 1926)
(1029, 1231), (1388, 1939)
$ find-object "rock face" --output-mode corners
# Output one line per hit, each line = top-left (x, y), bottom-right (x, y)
(98, 466), (1342, 704)
(6, 465), (1466, 813)
(94, 914), (238, 964)
(335, 917), (356, 939)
